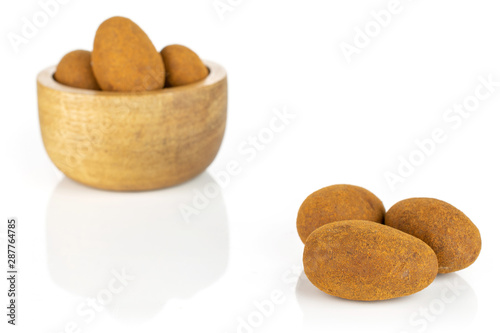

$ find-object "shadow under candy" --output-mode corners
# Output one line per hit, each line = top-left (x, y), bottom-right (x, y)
(295, 270), (477, 333)
(46, 172), (229, 322)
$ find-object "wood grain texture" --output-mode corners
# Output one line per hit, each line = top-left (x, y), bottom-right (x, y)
(37, 61), (227, 191)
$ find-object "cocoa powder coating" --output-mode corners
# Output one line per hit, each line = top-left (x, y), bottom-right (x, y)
(160, 44), (209, 87)
(303, 220), (438, 301)
(385, 198), (481, 274)
(54, 50), (100, 90)
(297, 184), (385, 243)
(92, 16), (165, 92)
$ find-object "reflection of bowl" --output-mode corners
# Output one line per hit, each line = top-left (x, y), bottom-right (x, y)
(37, 61), (227, 191)
(46, 173), (229, 321)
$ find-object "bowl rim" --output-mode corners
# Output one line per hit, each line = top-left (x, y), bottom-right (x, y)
(37, 60), (226, 96)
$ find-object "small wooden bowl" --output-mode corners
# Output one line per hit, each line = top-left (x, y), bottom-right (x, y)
(37, 61), (227, 191)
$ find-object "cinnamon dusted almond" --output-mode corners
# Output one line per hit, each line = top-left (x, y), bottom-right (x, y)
(297, 184), (385, 243)
(385, 198), (481, 274)
(303, 220), (438, 301)
(92, 16), (165, 92)
(54, 50), (100, 90)
(160, 44), (208, 87)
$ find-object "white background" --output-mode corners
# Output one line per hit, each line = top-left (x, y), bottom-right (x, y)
(1, 0), (499, 332)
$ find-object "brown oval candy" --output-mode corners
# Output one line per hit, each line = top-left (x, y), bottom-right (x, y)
(160, 44), (208, 87)
(385, 198), (481, 274)
(297, 184), (385, 243)
(54, 50), (100, 90)
(303, 220), (438, 301)
(92, 16), (165, 92)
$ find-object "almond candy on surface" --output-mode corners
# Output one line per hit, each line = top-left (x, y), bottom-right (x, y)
(303, 220), (438, 301)
(297, 184), (385, 243)
(385, 198), (481, 274)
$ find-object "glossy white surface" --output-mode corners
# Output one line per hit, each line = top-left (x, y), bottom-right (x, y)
(1, 0), (499, 332)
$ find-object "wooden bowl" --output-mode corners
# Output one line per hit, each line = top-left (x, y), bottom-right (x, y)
(37, 61), (227, 191)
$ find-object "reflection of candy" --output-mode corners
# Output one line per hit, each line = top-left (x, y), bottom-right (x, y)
(386, 198), (481, 274)
(296, 271), (477, 333)
(303, 221), (438, 301)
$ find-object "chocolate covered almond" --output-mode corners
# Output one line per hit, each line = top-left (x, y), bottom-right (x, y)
(92, 16), (165, 92)
(160, 44), (208, 87)
(303, 220), (438, 301)
(385, 198), (481, 274)
(54, 50), (100, 90)
(297, 184), (385, 243)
